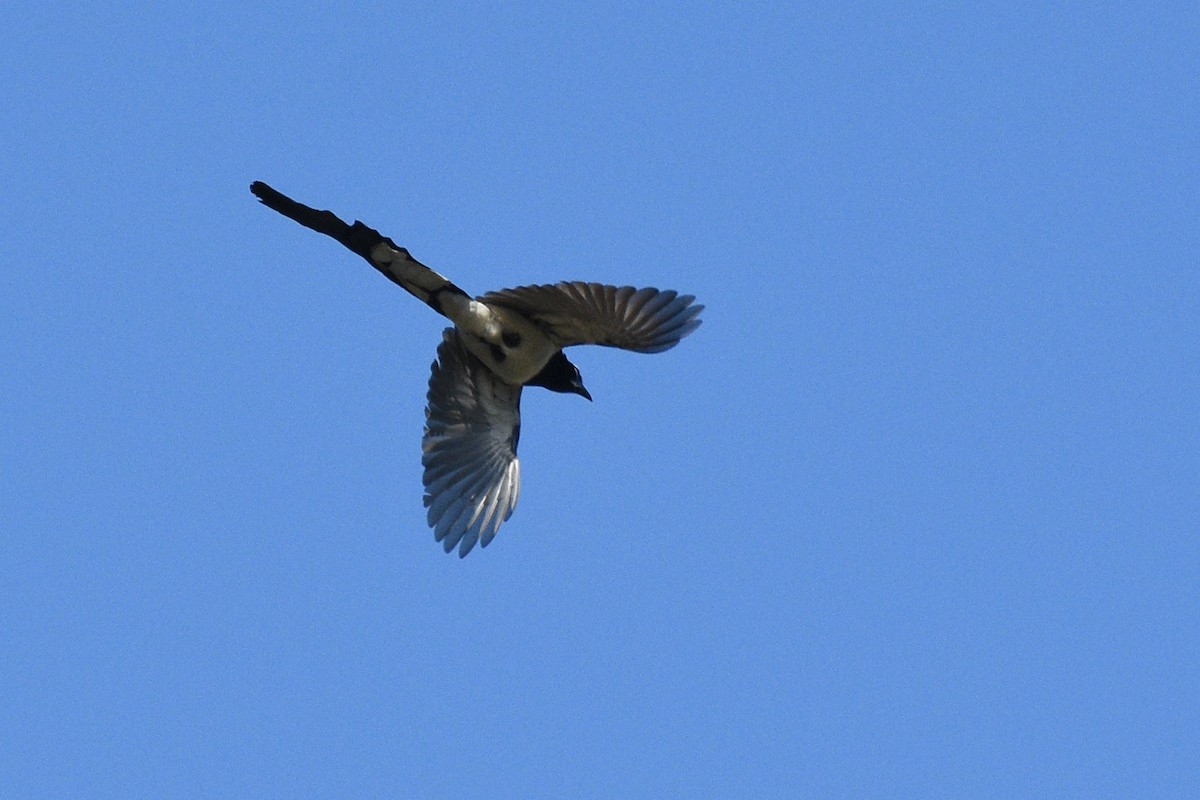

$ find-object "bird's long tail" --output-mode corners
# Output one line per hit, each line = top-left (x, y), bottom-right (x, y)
(250, 181), (469, 314)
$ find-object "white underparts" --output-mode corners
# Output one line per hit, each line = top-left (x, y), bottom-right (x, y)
(442, 295), (559, 385)
(368, 242), (559, 385)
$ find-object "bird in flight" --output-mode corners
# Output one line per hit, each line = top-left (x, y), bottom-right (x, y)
(250, 182), (703, 557)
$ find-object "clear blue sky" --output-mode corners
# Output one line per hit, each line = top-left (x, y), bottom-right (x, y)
(3, 3), (1197, 797)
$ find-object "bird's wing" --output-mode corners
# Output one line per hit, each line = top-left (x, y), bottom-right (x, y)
(422, 329), (522, 557)
(480, 282), (703, 353)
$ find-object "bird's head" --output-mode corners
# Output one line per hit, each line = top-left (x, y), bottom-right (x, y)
(527, 351), (592, 401)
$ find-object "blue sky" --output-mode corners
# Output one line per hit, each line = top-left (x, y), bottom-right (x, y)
(3, 3), (1197, 797)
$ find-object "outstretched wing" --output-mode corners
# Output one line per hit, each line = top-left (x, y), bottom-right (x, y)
(422, 329), (522, 557)
(480, 282), (703, 353)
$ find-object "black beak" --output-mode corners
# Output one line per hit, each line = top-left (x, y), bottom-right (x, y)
(574, 383), (593, 402)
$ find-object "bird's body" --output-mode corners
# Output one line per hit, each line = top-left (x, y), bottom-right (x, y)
(250, 182), (702, 556)
(439, 293), (563, 386)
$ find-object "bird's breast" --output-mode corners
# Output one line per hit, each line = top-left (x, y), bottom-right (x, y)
(441, 296), (558, 385)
